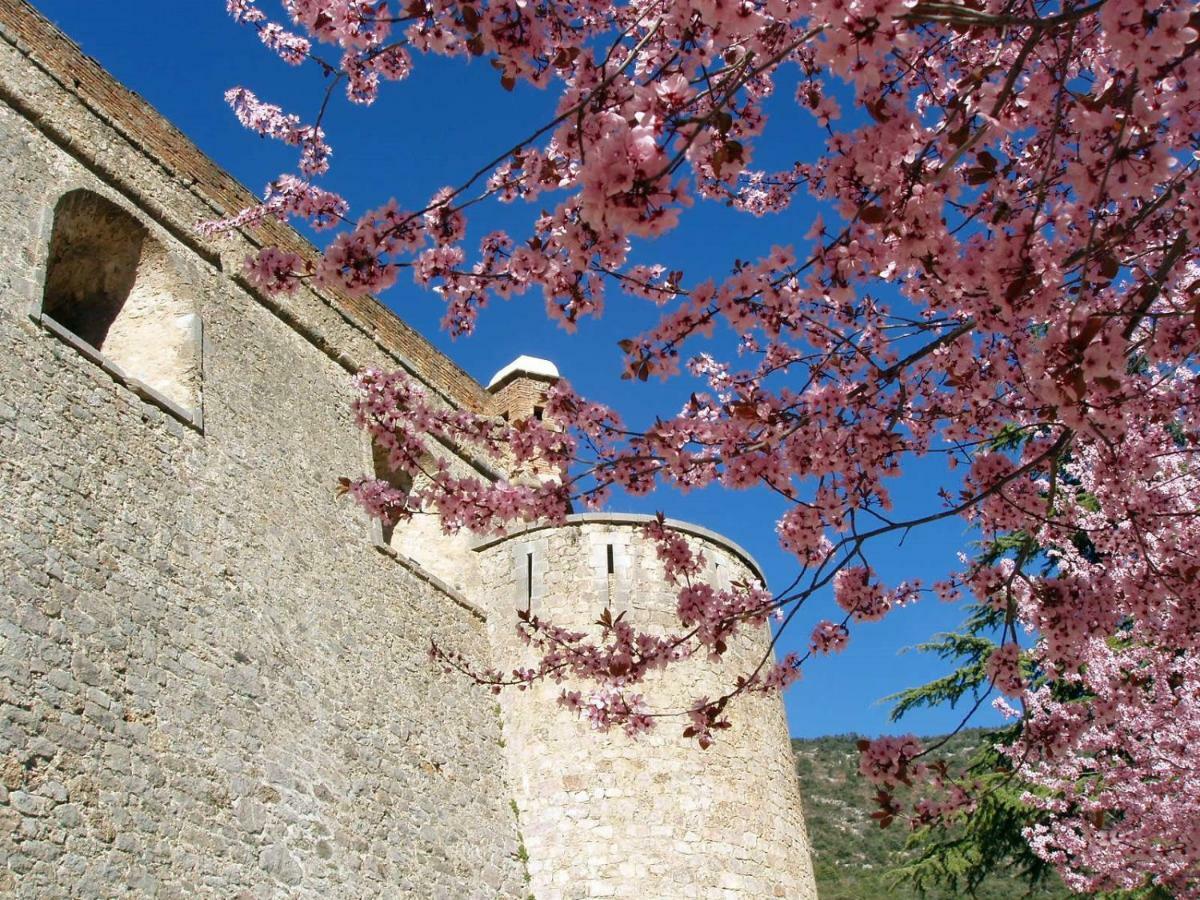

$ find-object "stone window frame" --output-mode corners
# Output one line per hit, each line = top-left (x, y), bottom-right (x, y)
(361, 435), (417, 552)
(357, 435), (489, 619)
(27, 185), (206, 433)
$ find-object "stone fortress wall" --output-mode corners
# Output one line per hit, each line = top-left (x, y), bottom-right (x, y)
(0, 1), (816, 896)
(0, 2), (524, 895)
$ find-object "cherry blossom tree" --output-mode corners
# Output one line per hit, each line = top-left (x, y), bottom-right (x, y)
(207, 0), (1200, 893)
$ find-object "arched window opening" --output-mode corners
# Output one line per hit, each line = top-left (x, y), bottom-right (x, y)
(40, 190), (201, 415)
(371, 439), (415, 547)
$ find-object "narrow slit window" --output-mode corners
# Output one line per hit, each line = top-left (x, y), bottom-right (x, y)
(40, 189), (201, 415)
(606, 544), (616, 604)
(526, 552), (534, 604)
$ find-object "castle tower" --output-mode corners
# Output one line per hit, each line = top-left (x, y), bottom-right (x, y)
(486, 355), (565, 484)
(473, 515), (818, 899)
(487, 354), (560, 424)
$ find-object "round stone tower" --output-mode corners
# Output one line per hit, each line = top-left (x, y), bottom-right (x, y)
(472, 515), (818, 900)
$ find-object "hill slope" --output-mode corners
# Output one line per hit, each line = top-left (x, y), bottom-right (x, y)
(794, 731), (1073, 899)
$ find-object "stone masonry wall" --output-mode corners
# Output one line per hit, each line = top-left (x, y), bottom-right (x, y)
(0, 10), (525, 897)
(474, 518), (818, 900)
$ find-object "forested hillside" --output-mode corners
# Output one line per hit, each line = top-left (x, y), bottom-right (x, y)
(794, 731), (1074, 900)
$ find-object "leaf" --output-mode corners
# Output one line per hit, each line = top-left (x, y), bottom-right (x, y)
(1068, 315), (1106, 355)
(861, 205), (887, 224)
(500, 74), (516, 91)
(1098, 253), (1120, 280)
(711, 140), (744, 177)
(552, 47), (581, 69)
(867, 98), (892, 122)
(728, 401), (759, 422)
(1005, 273), (1040, 303)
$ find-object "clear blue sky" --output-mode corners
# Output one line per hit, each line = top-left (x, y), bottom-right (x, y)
(32, 0), (1002, 739)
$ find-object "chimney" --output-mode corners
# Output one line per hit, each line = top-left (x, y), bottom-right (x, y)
(486, 355), (560, 424)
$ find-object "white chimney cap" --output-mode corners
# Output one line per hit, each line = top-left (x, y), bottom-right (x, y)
(487, 355), (560, 389)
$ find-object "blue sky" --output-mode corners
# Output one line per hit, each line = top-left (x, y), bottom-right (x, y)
(33, 0), (1003, 738)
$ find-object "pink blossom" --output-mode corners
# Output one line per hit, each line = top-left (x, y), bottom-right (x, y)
(220, 0), (1200, 887)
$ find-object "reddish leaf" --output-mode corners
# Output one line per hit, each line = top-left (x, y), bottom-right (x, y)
(1070, 315), (1106, 353)
(1006, 273), (1040, 302)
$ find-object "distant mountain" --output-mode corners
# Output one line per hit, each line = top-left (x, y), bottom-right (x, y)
(793, 731), (1074, 900)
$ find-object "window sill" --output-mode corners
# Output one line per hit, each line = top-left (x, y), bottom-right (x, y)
(370, 529), (486, 622)
(34, 312), (204, 432)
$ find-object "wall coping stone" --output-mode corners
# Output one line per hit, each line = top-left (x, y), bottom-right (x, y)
(469, 512), (766, 585)
(373, 540), (487, 622)
(34, 312), (204, 432)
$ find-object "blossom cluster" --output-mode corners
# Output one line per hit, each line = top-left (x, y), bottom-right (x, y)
(218, 0), (1200, 889)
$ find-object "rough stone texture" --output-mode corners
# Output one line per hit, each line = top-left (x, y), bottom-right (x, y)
(0, 2), (817, 897)
(0, 6), (525, 897)
(474, 519), (819, 900)
(488, 373), (556, 424)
